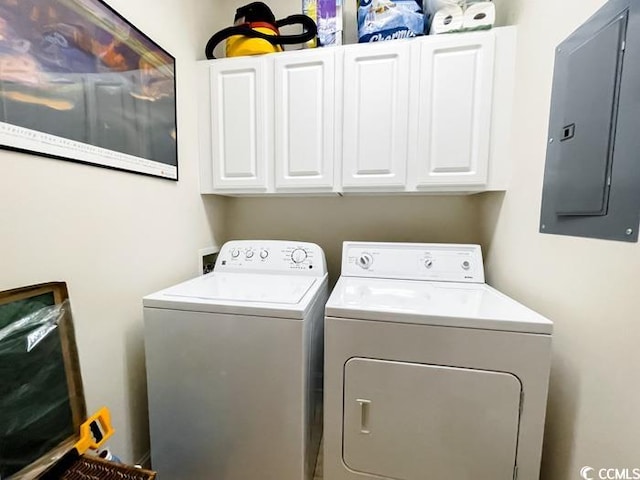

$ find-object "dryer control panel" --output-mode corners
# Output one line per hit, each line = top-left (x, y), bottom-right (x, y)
(215, 240), (327, 276)
(342, 242), (485, 283)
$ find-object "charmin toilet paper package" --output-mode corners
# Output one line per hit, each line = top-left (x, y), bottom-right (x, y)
(357, 0), (425, 43)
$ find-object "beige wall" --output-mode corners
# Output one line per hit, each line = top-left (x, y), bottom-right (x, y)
(0, 0), (225, 463)
(225, 196), (482, 282)
(480, 1), (640, 478)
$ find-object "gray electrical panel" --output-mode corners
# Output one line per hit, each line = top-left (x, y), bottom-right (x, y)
(540, 0), (640, 242)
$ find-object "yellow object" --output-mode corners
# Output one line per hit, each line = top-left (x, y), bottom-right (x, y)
(204, 3), (317, 60)
(302, 1), (318, 48)
(74, 407), (115, 454)
(225, 26), (283, 57)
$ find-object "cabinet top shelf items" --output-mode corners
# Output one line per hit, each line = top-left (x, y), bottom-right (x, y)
(198, 26), (517, 196)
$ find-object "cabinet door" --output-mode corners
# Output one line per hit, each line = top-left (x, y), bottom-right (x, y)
(412, 33), (495, 187)
(342, 42), (411, 189)
(209, 58), (271, 191)
(274, 51), (335, 190)
(343, 358), (521, 480)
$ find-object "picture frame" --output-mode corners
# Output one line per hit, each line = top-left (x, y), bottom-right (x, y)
(0, 282), (86, 479)
(0, 0), (178, 180)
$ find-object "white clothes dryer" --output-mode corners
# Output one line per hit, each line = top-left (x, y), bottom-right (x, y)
(324, 242), (553, 480)
(143, 240), (328, 480)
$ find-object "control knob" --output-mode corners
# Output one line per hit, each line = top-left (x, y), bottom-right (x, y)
(424, 259), (434, 269)
(231, 249), (240, 258)
(291, 248), (307, 264)
(245, 250), (254, 259)
(260, 250), (269, 259)
(357, 253), (374, 269)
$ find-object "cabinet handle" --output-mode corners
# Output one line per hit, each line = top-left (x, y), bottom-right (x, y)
(356, 399), (371, 434)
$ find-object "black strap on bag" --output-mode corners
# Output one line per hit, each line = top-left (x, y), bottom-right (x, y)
(275, 14), (318, 43)
(205, 2), (318, 59)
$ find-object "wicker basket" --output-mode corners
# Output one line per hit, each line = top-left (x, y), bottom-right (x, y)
(56, 456), (156, 480)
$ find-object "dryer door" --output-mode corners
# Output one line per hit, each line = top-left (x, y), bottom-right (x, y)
(343, 358), (521, 480)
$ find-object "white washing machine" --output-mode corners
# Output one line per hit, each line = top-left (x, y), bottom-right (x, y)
(143, 240), (328, 480)
(324, 242), (553, 480)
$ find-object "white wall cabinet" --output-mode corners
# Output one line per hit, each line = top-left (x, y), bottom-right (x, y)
(199, 27), (516, 195)
(206, 57), (271, 192)
(410, 32), (496, 188)
(342, 42), (411, 190)
(200, 50), (336, 194)
(274, 51), (336, 191)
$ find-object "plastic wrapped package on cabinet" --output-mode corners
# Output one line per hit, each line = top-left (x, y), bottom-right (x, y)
(357, 0), (425, 42)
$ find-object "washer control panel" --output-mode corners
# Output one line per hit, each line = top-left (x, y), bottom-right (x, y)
(215, 240), (327, 276)
(342, 242), (484, 283)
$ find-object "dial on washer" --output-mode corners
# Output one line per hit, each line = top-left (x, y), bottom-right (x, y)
(291, 248), (307, 264)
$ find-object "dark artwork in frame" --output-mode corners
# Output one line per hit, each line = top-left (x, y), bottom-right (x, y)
(0, 0), (178, 180)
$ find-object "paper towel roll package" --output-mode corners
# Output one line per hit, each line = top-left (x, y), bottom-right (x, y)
(429, 4), (464, 34)
(425, 0), (460, 32)
(462, 1), (496, 30)
(428, 0), (496, 34)
(425, 0), (462, 15)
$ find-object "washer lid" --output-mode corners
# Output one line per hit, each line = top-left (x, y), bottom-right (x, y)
(143, 272), (322, 319)
(326, 277), (553, 334)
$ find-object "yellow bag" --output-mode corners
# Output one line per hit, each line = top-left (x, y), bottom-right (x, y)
(225, 23), (283, 57)
(205, 2), (318, 59)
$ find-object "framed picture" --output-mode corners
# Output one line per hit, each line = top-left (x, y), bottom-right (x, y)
(0, 0), (178, 180)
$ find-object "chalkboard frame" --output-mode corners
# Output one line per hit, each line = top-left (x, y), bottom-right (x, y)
(1, 282), (86, 480)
